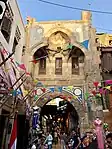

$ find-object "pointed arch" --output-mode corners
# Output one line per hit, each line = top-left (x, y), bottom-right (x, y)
(33, 90), (85, 118)
(45, 27), (72, 38)
(31, 41), (88, 57)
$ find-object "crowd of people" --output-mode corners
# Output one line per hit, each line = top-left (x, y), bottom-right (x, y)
(30, 127), (112, 149)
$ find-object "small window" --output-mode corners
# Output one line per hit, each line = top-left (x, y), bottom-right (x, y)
(12, 37), (18, 53)
(95, 38), (99, 43)
(22, 46), (26, 56)
(55, 58), (62, 75)
(109, 40), (112, 45)
(39, 58), (46, 74)
(57, 47), (61, 52)
(12, 26), (21, 53)
(72, 57), (79, 75)
(15, 26), (21, 43)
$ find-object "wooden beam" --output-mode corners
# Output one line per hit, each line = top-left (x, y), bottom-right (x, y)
(0, 52), (14, 67)
(1, 78), (28, 117)
(0, 72), (25, 101)
(0, 74), (26, 108)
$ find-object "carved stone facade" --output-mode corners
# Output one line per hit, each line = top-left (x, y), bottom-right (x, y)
(24, 11), (101, 131)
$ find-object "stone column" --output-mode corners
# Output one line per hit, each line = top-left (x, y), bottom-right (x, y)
(79, 115), (88, 136)
(81, 11), (92, 21)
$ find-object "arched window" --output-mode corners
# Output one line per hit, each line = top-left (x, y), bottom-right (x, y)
(55, 57), (62, 75)
(72, 57), (79, 74)
(34, 46), (48, 74)
(68, 46), (85, 75)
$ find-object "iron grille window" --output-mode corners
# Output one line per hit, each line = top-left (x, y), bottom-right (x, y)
(15, 26), (21, 43)
(72, 57), (79, 75)
(1, 16), (11, 42)
(0, 4), (13, 43)
(55, 58), (62, 75)
(39, 58), (46, 74)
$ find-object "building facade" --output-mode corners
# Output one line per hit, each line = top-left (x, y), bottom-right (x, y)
(0, 0), (28, 148)
(96, 33), (112, 130)
(96, 33), (112, 47)
(24, 11), (101, 131)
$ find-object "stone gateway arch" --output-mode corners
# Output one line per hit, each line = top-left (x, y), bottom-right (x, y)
(24, 12), (101, 132)
(32, 85), (86, 132)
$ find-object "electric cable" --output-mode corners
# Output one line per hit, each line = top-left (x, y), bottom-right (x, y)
(18, 0), (112, 32)
(96, 27), (112, 32)
(38, 0), (112, 15)
(37, 0), (112, 32)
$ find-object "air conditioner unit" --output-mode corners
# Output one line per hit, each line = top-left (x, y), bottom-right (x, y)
(0, 1), (6, 20)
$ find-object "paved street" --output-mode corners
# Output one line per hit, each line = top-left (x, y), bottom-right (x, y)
(41, 143), (61, 149)
(52, 143), (61, 149)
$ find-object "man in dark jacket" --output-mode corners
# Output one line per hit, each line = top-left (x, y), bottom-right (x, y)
(106, 133), (112, 149)
(71, 130), (81, 149)
(81, 135), (98, 149)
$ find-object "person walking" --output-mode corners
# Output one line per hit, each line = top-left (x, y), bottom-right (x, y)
(70, 130), (81, 149)
(106, 133), (112, 149)
(44, 132), (53, 149)
(60, 132), (67, 149)
(54, 131), (58, 145)
(31, 143), (36, 149)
